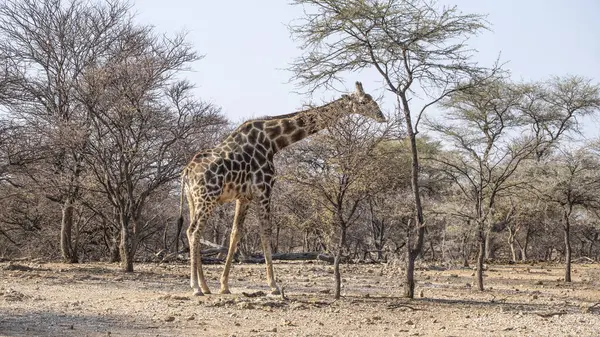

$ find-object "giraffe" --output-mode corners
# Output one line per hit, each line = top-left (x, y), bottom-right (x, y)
(179, 82), (385, 296)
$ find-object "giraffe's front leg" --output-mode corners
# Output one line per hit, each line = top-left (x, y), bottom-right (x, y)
(220, 199), (249, 294)
(256, 195), (280, 295)
(260, 224), (280, 295)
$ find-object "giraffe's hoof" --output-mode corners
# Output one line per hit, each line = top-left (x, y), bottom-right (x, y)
(193, 290), (204, 296)
(219, 289), (231, 295)
(270, 288), (281, 296)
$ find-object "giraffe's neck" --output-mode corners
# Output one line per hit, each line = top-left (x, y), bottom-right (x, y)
(265, 96), (349, 153)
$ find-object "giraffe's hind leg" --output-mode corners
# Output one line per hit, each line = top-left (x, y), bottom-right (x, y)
(220, 199), (250, 294)
(187, 202), (214, 296)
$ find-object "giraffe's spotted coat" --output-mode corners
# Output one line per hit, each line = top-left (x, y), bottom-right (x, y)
(180, 82), (385, 295)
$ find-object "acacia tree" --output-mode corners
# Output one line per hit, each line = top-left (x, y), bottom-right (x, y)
(0, 0), (134, 262)
(289, 0), (494, 297)
(534, 149), (600, 282)
(505, 198), (540, 262)
(429, 75), (599, 289)
(80, 29), (226, 272)
(428, 77), (534, 290)
(521, 76), (600, 160)
(281, 116), (392, 298)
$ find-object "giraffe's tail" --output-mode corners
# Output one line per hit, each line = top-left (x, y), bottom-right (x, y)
(175, 169), (186, 252)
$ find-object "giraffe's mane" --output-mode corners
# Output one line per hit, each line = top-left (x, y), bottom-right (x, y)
(244, 96), (348, 123)
(251, 111), (300, 121)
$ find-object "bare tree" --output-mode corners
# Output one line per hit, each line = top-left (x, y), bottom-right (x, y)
(289, 0), (495, 297)
(79, 30), (226, 271)
(0, 0), (135, 262)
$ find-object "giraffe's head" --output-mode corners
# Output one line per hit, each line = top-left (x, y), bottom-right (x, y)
(347, 82), (386, 123)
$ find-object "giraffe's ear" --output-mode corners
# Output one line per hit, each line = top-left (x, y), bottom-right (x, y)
(355, 81), (365, 96)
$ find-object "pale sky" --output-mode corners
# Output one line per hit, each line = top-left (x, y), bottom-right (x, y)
(134, 0), (600, 137)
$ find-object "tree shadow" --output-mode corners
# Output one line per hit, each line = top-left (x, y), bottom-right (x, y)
(0, 309), (170, 337)
(340, 294), (580, 315)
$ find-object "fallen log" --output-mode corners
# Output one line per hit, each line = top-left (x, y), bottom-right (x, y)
(199, 239), (228, 253)
(240, 252), (336, 264)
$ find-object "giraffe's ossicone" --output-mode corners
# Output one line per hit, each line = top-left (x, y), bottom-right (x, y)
(179, 81), (385, 296)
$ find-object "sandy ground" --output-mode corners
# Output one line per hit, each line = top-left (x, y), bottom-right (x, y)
(1, 259), (600, 336)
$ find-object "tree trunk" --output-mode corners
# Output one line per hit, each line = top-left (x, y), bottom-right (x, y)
(120, 225), (133, 272)
(404, 250), (417, 297)
(477, 228), (485, 291)
(507, 228), (517, 263)
(333, 250), (341, 299)
(484, 231), (493, 260)
(517, 229), (529, 262)
(333, 218), (346, 299)
(399, 93), (425, 299)
(60, 201), (78, 263)
(564, 222), (571, 282)
(119, 214), (137, 273)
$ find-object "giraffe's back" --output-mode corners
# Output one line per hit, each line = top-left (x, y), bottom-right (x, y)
(185, 147), (256, 204)
(184, 119), (282, 204)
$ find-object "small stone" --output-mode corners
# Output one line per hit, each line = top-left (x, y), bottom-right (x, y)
(164, 316), (175, 322)
(281, 319), (295, 326)
(268, 327), (278, 332)
(532, 295), (538, 300)
(237, 302), (255, 309)
(290, 303), (307, 310)
(405, 320), (415, 325)
(186, 315), (195, 321)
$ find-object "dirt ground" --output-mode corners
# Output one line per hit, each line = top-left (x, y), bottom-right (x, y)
(1, 259), (600, 337)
